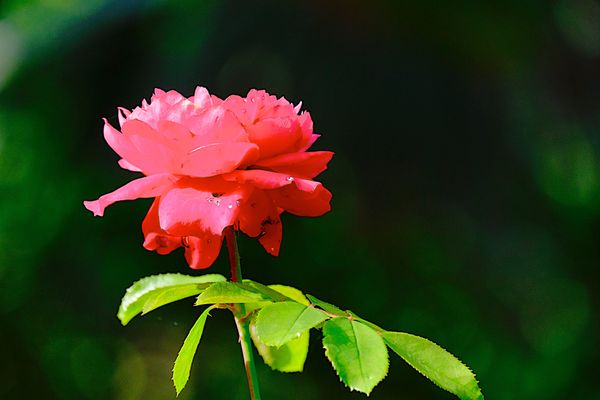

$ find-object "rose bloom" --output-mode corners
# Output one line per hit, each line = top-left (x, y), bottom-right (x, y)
(84, 87), (333, 269)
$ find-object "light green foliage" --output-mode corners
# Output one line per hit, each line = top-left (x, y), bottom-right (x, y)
(306, 294), (347, 316)
(117, 273), (226, 325)
(195, 281), (273, 305)
(173, 306), (215, 395)
(322, 317), (389, 395)
(242, 280), (291, 302)
(250, 324), (310, 373)
(119, 274), (483, 398)
(383, 332), (484, 400)
(142, 284), (212, 315)
(250, 285), (312, 372)
(267, 285), (309, 305)
(255, 302), (328, 347)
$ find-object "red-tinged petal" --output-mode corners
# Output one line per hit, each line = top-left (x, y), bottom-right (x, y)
(246, 118), (303, 159)
(185, 234), (223, 269)
(143, 232), (180, 255)
(142, 199), (180, 255)
(298, 134), (320, 152)
(180, 142), (259, 177)
(259, 213), (282, 256)
(158, 185), (245, 237)
(269, 182), (332, 217)
(83, 173), (177, 217)
(237, 189), (279, 237)
(253, 151), (334, 179)
(222, 94), (259, 126)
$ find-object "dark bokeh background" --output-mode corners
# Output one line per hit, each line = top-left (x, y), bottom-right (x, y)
(1, 0), (599, 399)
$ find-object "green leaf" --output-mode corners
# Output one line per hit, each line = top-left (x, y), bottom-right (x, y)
(245, 284), (309, 314)
(382, 332), (483, 400)
(255, 302), (329, 347)
(195, 281), (272, 305)
(173, 306), (216, 395)
(242, 280), (291, 302)
(118, 273), (226, 325)
(306, 294), (347, 316)
(142, 284), (213, 315)
(250, 322), (310, 373)
(249, 285), (312, 372)
(268, 285), (309, 305)
(322, 318), (389, 395)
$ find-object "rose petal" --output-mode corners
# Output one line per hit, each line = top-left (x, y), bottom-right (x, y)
(142, 199), (181, 255)
(180, 142), (259, 177)
(237, 189), (283, 256)
(253, 151), (333, 179)
(246, 118), (303, 159)
(103, 119), (140, 168)
(83, 173), (177, 217)
(193, 86), (213, 108)
(158, 184), (246, 237)
(270, 181), (332, 217)
(184, 234), (224, 269)
(118, 159), (142, 172)
(222, 170), (320, 192)
(187, 108), (248, 144)
(121, 119), (176, 173)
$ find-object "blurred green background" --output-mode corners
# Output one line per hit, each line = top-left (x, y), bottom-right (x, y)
(1, 0), (599, 399)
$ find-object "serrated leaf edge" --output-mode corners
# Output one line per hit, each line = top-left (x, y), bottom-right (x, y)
(322, 318), (389, 396)
(382, 332), (483, 400)
(172, 305), (217, 396)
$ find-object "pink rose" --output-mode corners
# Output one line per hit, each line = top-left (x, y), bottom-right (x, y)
(84, 87), (333, 269)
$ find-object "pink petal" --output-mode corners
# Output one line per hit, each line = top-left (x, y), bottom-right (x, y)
(193, 86), (213, 108)
(158, 184), (246, 237)
(118, 159), (142, 172)
(103, 119), (138, 166)
(180, 142), (259, 177)
(246, 118), (303, 159)
(84, 173), (177, 217)
(121, 119), (175, 173)
(222, 170), (319, 191)
(222, 94), (258, 126)
(253, 151), (333, 179)
(117, 107), (131, 127)
(187, 108), (248, 144)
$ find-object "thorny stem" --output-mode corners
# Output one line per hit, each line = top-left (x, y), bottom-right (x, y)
(225, 227), (262, 400)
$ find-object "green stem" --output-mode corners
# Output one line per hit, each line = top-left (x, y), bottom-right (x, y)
(225, 227), (262, 400)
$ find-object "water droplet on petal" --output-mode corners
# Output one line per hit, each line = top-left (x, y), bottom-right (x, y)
(227, 204), (233, 209)
(286, 176), (294, 182)
(235, 200), (241, 206)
